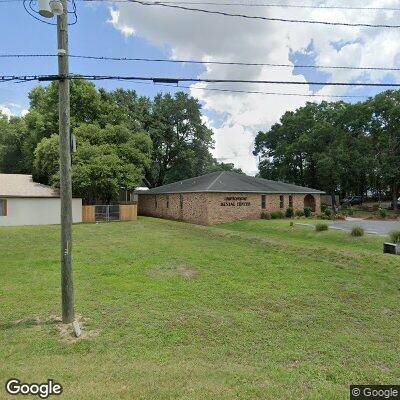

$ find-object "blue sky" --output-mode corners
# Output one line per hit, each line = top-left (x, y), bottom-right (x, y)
(1, 1), (399, 173)
(0, 1), (203, 113)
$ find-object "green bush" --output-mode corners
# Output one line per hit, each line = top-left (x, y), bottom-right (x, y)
(321, 203), (328, 213)
(324, 208), (332, 218)
(271, 211), (285, 219)
(285, 207), (294, 218)
(319, 215), (330, 220)
(289, 221), (294, 227)
(260, 211), (271, 220)
(295, 209), (305, 217)
(378, 208), (387, 219)
(351, 226), (364, 237)
(304, 207), (312, 218)
(389, 230), (400, 244)
(315, 223), (328, 232)
(347, 207), (354, 216)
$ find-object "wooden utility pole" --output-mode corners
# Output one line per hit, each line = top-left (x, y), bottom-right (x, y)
(57, 0), (75, 323)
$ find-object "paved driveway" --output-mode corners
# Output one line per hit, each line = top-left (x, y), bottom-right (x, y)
(330, 219), (400, 236)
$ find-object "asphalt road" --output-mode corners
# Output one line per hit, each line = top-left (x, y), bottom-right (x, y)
(330, 219), (400, 236)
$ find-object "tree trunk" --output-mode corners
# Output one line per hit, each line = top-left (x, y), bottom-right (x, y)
(392, 182), (399, 212)
(331, 192), (337, 214)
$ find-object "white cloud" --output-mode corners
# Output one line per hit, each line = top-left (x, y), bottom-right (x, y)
(108, 0), (400, 173)
(0, 106), (12, 119)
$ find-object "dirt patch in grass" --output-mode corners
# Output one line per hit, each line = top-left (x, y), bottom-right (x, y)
(56, 314), (99, 343)
(148, 261), (199, 280)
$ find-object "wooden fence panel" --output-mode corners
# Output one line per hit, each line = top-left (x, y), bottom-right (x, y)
(82, 206), (95, 223)
(119, 204), (137, 221)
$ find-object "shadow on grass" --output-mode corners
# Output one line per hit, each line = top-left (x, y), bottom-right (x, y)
(0, 316), (61, 331)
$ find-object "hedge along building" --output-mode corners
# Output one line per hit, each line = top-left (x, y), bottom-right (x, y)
(137, 171), (323, 225)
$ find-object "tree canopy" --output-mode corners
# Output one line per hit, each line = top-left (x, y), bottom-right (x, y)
(254, 92), (400, 208)
(0, 79), (240, 203)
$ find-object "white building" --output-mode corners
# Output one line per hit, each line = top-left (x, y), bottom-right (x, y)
(0, 174), (82, 226)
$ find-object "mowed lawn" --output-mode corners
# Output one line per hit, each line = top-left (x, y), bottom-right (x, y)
(1, 218), (399, 399)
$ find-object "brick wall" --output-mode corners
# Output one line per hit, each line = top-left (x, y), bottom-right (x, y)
(138, 192), (321, 225)
(138, 193), (209, 225)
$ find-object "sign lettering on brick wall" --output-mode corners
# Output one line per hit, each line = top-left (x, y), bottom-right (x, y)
(220, 196), (251, 207)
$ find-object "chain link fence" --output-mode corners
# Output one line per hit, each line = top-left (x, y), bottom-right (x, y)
(94, 205), (120, 222)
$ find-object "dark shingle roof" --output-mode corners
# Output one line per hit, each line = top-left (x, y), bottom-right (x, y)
(137, 171), (324, 195)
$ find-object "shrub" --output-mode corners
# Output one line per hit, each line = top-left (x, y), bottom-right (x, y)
(289, 221), (294, 227)
(315, 223), (328, 232)
(319, 215), (330, 220)
(271, 211), (285, 219)
(378, 208), (387, 219)
(295, 209), (305, 217)
(261, 211), (271, 220)
(389, 230), (400, 244)
(372, 204), (380, 212)
(321, 203), (328, 213)
(304, 207), (312, 218)
(351, 226), (364, 237)
(285, 207), (294, 218)
(347, 207), (354, 216)
(334, 213), (346, 221)
(324, 208), (332, 218)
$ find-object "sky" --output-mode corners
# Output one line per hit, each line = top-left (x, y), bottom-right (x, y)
(1, 0), (400, 175)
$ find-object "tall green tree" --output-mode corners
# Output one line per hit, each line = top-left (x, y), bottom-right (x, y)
(33, 123), (152, 204)
(369, 91), (400, 210)
(146, 92), (214, 187)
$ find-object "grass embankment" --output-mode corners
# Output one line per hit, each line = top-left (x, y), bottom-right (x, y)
(1, 217), (399, 399)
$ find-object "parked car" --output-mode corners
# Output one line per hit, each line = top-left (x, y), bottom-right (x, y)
(340, 196), (364, 206)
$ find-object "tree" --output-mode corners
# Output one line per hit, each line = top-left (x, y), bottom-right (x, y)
(146, 92), (214, 187)
(369, 91), (400, 210)
(254, 100), (375, 204)
(33, 123), (152, 204)
(0, 114), (29, 173)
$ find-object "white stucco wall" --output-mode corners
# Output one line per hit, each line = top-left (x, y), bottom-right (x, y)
(0, 197), (82, 226)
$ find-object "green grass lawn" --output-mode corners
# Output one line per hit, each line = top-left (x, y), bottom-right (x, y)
(1, 217), (399, 399)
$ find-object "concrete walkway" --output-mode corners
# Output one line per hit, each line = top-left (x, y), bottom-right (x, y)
(330, 219), (400, 236)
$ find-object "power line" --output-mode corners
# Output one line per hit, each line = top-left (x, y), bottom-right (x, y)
(2, 74), (400, 88)
(149, 82), (370, 98)
(6, 0), (400, 11)
(0, 74), (382, 99)
(116, 0), (400, 29)
(80, 0), (400, 12)
(2, 53), (400, 73)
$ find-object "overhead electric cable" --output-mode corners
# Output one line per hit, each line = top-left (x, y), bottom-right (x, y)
(119, 0), (400, 29)
(6, 0), (400, 10)
(2, 74), (400, 88)
(2, 53), (400, 73)
(79, 0), (400, 12)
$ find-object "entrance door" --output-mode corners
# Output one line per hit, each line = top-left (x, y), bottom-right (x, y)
(304, 194), (316, 212)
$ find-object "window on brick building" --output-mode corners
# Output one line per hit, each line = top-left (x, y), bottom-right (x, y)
(289, 195), (293, 208)
(155, 195), (157, 208)
(0, 199), (7, 216)
(261, 195), (266, 209)
(166, 195), (169, 208)
(279, 195), (284, 209)
(180, 194), (183, 210)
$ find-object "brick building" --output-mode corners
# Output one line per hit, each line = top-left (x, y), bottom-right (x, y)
(137, 171), (323, 225)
